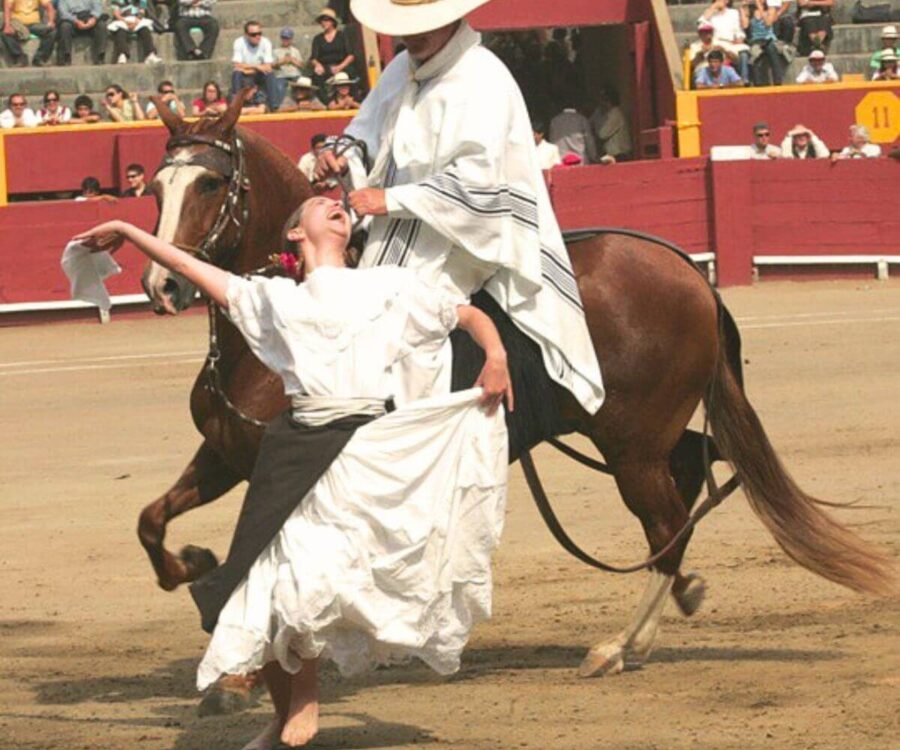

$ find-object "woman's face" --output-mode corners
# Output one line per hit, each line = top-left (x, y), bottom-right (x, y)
(290, 197), (351, 247)
(106, 88), (122, 106)
(320, 18), (336, 32)
(204, 85), (219, 102)
(337, 85), (351, 96)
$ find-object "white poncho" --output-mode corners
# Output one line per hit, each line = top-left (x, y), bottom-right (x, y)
(346, 22), (605, 414)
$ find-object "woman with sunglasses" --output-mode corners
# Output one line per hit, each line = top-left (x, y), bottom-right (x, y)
(102, 84), (145, 123)
(38, 90), (72, 126)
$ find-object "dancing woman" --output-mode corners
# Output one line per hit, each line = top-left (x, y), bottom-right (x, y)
(75, 196), (513, 749)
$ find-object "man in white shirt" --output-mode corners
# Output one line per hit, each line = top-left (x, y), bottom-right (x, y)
(0, 93), (39, 128)
(796, 49), (839, 83)
(298, 133), (328, 183)
(835, 124), (882, 159)
(231, 20), (277, 111)
(589, 87), (632, 161)
(749, 121), (781, 159)
(550, 95), (598, 165)
(533, 120), (562, 171)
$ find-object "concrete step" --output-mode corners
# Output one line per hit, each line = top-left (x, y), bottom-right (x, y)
(0, 23), (322, 70)
(675, 23), (889, 55)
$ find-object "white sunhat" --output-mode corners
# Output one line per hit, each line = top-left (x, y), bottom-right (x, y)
(880, 25), (898, 38)
(350, 0), (493, 36)
(328, 71), (359, 86)
(289, 76), (318, 90)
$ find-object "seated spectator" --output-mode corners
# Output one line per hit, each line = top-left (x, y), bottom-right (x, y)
(109, 0), (163, 64)
(122, 163), (149, 196)
(872, 50), (898, 80)
(834, 125), (882, 159)
(795, 49), (838, 83)
(297, 133), (327, 182)
(749, 121), (781, 158)
(174, 0), (218, 60)
(1, 0), (56, 67)
(56, 0), (107, 65)
(327, 71), (360, 110)
(76, 176), (117, 202)
(239, 86), (267, 115)
(38, 89), (72, 125)
(273, 27), (304, 110)
(71, 94), (101, 123)
(699, 0), (750, 84)
(309, 7), (356, 104)
(192, 80), (227, 116)
(231, 20), (278, 112)
(102, 84), (145, 122)
(0, 93), (38, 127)
(549, 94), (597, 165)
(796, 0), (833, 57)
(146, 80), (186, 119)
(589, 87), (632, 162)
(278, 76), (326, 112)
(870, 26), (899, 73)
(532, 120), (562, 170)
(688, 21), (717, 82)
(694, 49), (744, 88)
(742, 0), (791, 86)
(780, 123), (829, 159)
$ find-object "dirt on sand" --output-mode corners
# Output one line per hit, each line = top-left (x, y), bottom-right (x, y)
(1, 280), (898, 750)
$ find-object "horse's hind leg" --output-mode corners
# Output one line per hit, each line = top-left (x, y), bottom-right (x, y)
(138, 440), (241, 591)
(579, 460), (691, 677)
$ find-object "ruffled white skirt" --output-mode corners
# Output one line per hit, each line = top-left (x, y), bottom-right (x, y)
(197, 389), (508, 690)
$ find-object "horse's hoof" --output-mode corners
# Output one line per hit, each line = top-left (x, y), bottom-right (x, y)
(180, 545), (219, 580)
(673, 573), (706, 617)
(198, 683), (254, 717)
(577, 640), (626, 678)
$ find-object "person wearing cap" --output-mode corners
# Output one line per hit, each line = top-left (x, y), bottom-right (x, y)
(795, 48), (839, 83)
(327, 70), (361, 109)
(779, 123), (829, 159)
(835, 124), (882, 159)
(277, 76), (326, 113)
(694, 49), (744, 88)
(749, 122), (781, 159)
(316, 0), (605, 425)
(173, 0), (218, 60)
(273, 27), (304, 110)
(869, 26), (899, 72)
(309, 7), (356, 104)
(688, 20), (718, 82)
(699, 0), (751, 83)
(872, 50), (899, 81)
(231, 20), (278, 111)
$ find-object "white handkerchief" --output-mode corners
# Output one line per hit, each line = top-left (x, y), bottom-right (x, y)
(60, 241), (122, 311)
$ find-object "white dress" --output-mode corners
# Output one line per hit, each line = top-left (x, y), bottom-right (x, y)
(196, 266), (509, 689)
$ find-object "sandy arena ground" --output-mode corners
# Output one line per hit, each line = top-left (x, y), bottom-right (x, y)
(1, 280), (898, 750)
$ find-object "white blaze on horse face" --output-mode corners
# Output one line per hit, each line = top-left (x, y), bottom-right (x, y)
(146, 152), (207, 302)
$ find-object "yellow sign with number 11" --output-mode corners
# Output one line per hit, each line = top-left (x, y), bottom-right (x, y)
(855, 91), (899, 143)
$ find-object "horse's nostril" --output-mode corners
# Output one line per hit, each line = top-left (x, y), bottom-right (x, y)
(163, 278), (180, 297)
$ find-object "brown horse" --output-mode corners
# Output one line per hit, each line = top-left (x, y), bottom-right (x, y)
(138, 99), (894, 708)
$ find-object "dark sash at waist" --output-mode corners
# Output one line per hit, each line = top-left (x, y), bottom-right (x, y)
(189, 410), (376, 634)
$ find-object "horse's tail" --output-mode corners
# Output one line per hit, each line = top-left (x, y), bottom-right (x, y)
(707, 306), (895, 595)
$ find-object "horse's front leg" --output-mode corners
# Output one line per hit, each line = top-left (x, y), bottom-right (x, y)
(138, 440), (241, 591)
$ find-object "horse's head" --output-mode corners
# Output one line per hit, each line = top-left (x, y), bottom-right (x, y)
(144, 93), (247, 315)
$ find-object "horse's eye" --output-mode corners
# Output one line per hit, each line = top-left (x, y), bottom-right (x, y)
(198, 175), (223, 194)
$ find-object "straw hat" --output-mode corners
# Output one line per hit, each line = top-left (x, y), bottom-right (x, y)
(315, 7), (340, 24)
(290, 76), (318, 91)
(350, 0), (493, 36)
(328, 71), (359, 86)
(880, 25), (898, 38)
(881, 50), (898, 63)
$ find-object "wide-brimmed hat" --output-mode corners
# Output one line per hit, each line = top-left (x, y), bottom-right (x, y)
(881, 50), (898, 63)
(787, 124), (811, 137)
(881, 25), (898, 38)
(350, 0), (492, 36)
(316, 7), (340, 24)
(290, 76), (318, 91)
(809, 49), (826, 60)
(328, 71), (358, 86)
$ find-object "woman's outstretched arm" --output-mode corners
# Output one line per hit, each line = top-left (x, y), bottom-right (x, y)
(456, 304), (514, 414)
(73, 220), (231, 308)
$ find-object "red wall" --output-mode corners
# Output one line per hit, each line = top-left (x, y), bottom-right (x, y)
(468, 0), (647, 29)
(3, 116), (353, 196)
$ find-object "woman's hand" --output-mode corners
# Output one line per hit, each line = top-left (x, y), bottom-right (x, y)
(475, 352), (514, 415)
(313, 61), (325, 75)
(73, 221), (127, 253)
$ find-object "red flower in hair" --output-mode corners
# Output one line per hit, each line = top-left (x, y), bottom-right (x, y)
(279, 252), (301, 279)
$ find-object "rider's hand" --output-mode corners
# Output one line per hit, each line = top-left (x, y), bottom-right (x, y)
(73, 221), (126, 254)
(314, 150), (348, 182)
(348, 188), (387, 217)
(475, 353), (514, 415)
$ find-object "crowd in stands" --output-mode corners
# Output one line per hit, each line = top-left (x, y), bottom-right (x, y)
(746, 120), (885, 159)
(0, 2), (365, 127)
(688, 0), (900, 88)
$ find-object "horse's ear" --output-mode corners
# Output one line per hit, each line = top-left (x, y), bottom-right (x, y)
(151, 96), (183, 134)
(217, 88), (249, 134)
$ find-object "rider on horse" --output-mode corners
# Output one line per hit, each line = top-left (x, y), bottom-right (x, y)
(316, 0), (605, 424)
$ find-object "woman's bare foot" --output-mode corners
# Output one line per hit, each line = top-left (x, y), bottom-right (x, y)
(241, 717), (283, 750)
(280, 659), (320, 747)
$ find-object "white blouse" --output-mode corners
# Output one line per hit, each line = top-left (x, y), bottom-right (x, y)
(225, 266), (460, 405)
